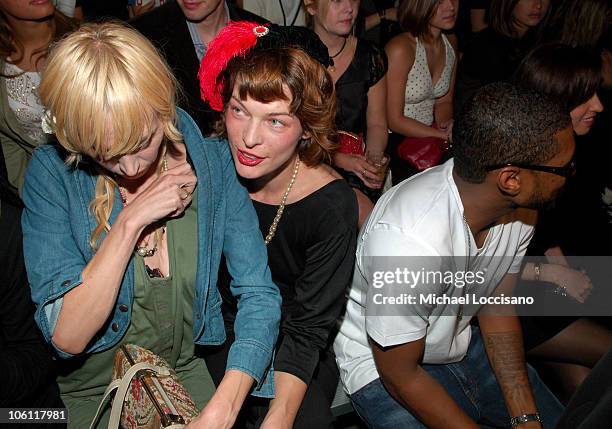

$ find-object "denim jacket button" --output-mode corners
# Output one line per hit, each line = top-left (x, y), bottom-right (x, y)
(61, 280), (71, 287)
(111, 322), (120, 332)
(119, 304), (128, 312)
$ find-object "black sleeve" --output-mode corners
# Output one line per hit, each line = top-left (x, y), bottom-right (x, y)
(273, 187), (358, 385)
(0, 201), (58, 406)
(368, 42), (388, 87)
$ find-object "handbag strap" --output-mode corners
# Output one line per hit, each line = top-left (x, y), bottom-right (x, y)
(89, 362), (171, 429)
(90, 379), (122, 429)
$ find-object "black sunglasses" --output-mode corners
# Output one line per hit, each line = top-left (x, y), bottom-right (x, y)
(485, 158), (576, 178)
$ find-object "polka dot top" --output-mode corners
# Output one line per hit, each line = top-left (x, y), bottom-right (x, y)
(404, 34), (455, 126)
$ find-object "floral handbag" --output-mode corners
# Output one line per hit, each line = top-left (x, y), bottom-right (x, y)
(90, 344), (199, 429)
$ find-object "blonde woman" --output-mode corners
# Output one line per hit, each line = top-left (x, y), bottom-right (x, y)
(22, 22), (280, 429)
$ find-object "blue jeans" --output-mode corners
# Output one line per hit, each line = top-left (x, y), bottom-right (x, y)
(350, 327), (564, 429)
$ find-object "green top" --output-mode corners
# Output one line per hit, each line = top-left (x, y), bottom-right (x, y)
(0, 58), (39, 197)
(59, 189), (213, 421)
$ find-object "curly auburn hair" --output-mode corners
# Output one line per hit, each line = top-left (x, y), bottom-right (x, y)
(217, 47), (338, 167)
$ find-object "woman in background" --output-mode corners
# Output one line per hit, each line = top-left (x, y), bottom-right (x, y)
(385, 0), (458, 185)
(0, 1), (76, 197)
(305, 0), (388, 225)
(515, 43), (612, 403)
(455, 0), (550, 113)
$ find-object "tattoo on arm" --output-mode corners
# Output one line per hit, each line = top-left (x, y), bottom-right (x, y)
(482, 331), (536, 412)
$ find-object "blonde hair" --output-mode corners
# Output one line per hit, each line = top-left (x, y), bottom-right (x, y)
(39, 22), (182, 249)
(303, 0), (329, 29)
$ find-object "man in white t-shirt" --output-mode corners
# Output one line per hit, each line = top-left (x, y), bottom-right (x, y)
(334, 83), (574, 429)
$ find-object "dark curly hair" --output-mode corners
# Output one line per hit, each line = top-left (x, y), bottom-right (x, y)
(453, 82), (570, 183)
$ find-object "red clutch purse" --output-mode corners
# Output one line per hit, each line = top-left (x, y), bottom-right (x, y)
(337, 131), (365, 156)
(396, 122), (450, 171)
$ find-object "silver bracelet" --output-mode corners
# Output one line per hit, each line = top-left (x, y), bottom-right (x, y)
(510, 412), (542, 427)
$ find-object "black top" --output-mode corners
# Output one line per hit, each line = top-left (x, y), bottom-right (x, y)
(453, 0), (490, 51)
(219, 180), (358, 385)
(76, 0), (129, 21)
(454, 26), (536, 113)
(130, 0), (267, 136)
(335, 38), (388, 135)
(0, 197), (64, 416)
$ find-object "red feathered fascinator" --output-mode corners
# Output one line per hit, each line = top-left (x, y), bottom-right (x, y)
(198, 21), (270, 112)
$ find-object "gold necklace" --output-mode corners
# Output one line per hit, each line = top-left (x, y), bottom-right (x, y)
(118, 154), (168, 257)
(264, 157), (300, 245)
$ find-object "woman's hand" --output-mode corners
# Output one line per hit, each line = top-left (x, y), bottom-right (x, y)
(546, 264), (593, 303)
(260, 414), (291, 429)
(186, 370), (253, 429)
(186, 396), (235, 429)
(437, 119), (454, 142)
(333, 153), (385, 189)
(119, 162), (197, 229)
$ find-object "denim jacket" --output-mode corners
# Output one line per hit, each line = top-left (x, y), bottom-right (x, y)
(21, 108), (281, 397)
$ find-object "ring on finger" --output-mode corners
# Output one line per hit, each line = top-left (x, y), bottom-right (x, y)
(178, 186), (189, 200)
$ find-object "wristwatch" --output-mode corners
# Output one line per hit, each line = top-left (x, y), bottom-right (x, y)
(510, 413), (542, 427)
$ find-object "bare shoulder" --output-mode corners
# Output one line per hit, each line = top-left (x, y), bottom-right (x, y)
(386, 32), (416, 59)
(445, 33), (459, 53)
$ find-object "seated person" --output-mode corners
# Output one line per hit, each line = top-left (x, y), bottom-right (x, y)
(0, 1), (76, 197)
(385, 0), (458, 184)
(22, 22), (280, 428)
(455, 0), (551, 113)
(130, 0), (267, 136)
(198, 22), (358, 429)
(514, 43), (612, 403)
(1, 151), (65, 428)
(334, 83), (571, 429)
(304, 0), (389, 224)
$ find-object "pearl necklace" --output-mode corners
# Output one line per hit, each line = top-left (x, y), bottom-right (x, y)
(264, 157), (300, 245)
(117, 155), (168, 257)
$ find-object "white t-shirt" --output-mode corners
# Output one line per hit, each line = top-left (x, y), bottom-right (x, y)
(333, 159), (534, 395)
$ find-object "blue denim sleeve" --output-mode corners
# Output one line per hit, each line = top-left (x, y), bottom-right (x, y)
(218, 140), (281, 397)
(21, 147), (86, 359)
